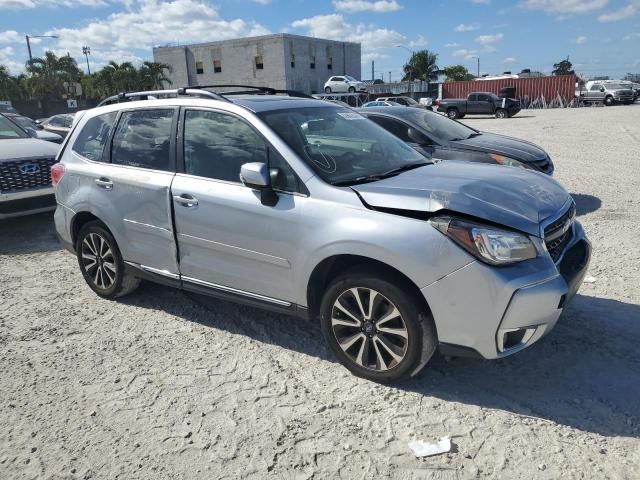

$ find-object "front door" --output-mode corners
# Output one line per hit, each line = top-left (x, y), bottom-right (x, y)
(171, 108), (306, 305)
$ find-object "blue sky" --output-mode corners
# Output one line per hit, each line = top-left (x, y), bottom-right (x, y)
(1, 0), (639, 79)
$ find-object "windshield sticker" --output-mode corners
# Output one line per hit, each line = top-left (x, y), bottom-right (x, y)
(337, 112), (366, 120)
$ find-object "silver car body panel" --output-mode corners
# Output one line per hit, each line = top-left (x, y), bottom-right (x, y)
(55, 96), (590, 359)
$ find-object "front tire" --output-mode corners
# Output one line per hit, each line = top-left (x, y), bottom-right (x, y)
(447, 108), (460, 119)
(76, 221), (140, 299)
(604, 96), (614, 106)
(348, 86), (356, 93)
(319, 268), (437, 382)
(495, 109), (507, 119)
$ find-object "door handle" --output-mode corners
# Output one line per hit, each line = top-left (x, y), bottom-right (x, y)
(174, 194), (198, 207)
(94, 177), (113, 190)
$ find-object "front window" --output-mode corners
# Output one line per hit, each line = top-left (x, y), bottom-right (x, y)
(259, 106), (428, 185)
(405, 110), (479, 142)
(0, 115), (29, 139)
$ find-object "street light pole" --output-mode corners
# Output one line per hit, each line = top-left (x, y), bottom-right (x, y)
(25, 34), (59, 62)
(82, 46), (91, 75)
(471, 56), (480, 78)
(395, 44), (415, 96)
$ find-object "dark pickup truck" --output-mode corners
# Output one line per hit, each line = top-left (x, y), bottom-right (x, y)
(437, 92), (521, 119)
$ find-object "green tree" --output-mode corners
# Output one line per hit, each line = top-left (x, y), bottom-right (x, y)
(102, 61), (139, 93)
(402, 49), (439, 82)
(138, 61), (172, 89)
(0, 64), (23, 100)
(25, 51), (82, 100)
(442, 65), (475, 82)
(552, 56), (575, 76)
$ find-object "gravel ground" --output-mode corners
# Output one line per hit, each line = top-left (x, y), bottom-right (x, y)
(1, 105), (639, 480)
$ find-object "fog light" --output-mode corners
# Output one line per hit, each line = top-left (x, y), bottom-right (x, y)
(497, 327), (538, 353)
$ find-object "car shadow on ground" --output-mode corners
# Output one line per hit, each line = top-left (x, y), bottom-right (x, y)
(460, 115), (537, 120)
(571, 193), (602, 217)
(0, 212), (61, 255)
(126, 283), (640, 439)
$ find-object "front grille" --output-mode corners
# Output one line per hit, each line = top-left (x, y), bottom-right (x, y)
(544, 202), (576, 262)
(0, 157), (57, 193)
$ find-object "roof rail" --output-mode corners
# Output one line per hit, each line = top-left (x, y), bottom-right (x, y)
(190, 84), (315, 99)
(97, 88), (230, 107)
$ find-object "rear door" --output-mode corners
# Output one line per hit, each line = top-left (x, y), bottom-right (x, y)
(171, 107), (306, 305)
(87, 107), (179, 275)
(587, 83), (604, 102)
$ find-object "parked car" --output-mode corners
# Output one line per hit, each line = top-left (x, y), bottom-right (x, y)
(40, 113), (75, 138)
(576, 81), (635, 106)
(377, 96), (430, 110)
(2, 113), (63, 144)
(54, 89), (590, 382)
(0, 114), (61, 220)
(0, 103), (18, 114)
(358, 106), (554, 175)
(323, 75), (367, 94)
(437, 92), (521, 119)
(362, 100), (397, 107)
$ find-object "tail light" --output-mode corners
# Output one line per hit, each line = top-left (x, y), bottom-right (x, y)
(51, 163), (65, 187)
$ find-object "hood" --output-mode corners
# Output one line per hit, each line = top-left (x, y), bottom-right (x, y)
(35, 130), (63, 142)
(452, 132), (548, 162)
(0, 138), (60, 162)
(352, 161), (570, 236)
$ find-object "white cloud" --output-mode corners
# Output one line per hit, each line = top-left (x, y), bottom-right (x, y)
(573, 35), (588, 44)
(503, 57), (517, 63)
(0, 0), (108, 8)
(624, 32), (640, 39)
(408, 34), (427, 48)
(251, 0), (270, 4)
(454, 23), (479, 32)
(475, 33), (503, 44)
(452, 48), (479, 59)
(598, 1), (639, 22)
(0, 46), (23, 73)
(291, 13), (406, 55)
(333, 0), (402, 12)
(44, 0), (270, 61)
(444, 42), (459, 48)
(0, 30), (22, 43)
(521, 0), (608, 14)
(471, 0), (490, 3)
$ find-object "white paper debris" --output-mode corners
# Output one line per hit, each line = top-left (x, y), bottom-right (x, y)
(583, 275), (596, 284)
(408, 436), (451, 457)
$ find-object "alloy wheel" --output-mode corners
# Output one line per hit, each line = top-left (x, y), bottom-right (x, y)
(81, 232), (116, 290)
(330, 287), (408, 371)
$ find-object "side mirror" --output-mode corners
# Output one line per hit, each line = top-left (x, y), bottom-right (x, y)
(240, 162), (279, 207)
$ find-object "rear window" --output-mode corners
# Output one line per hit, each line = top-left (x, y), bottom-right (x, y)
(111, 109), (174, 171)
(72, 112), (117, 162)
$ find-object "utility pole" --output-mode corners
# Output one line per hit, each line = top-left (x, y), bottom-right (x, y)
(24, 34), (59, 62)
(82, 46), (91, 75)
(388, 71), (391, 83)
(371, 60), (374, 81)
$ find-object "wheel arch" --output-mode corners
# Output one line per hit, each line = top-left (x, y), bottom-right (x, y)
(71, 211), (109, 249)
(306, 254), (432, 322)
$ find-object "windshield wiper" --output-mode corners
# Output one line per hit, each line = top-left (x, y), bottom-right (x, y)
(332, 162), (429, 186)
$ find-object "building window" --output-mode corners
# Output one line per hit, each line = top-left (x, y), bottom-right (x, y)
(196, 61), (204, 74)
(310, 56), (316, 69)
(327, 56), (333, 70)
(290, 54), (295, 68)
(255, 55), (264, 70)
(213, 60), (221, 73)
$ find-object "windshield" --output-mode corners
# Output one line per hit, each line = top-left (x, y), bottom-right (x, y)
(11, 115), (37, 130)
(407, 110), (478, 142)
(259, 106), (428, 185)
(0, 115), (29, 139)
(344, 75), (357, 82)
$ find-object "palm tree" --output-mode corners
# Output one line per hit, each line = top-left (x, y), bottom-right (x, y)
(25, 51), (81, 100)
(103, 61), (139, 93)
(402, 49), (439, 82)
(139, 61), (172, 89)
(0, 64), (22, 100)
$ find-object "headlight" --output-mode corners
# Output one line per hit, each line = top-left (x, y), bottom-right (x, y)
(489, 153), (527, 169)
(430, 216), (537, 265)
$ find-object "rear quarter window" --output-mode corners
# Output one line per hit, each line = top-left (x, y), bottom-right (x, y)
(72, 112), (118, 162)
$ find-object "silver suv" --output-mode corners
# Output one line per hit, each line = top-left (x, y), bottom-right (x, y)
(53, 87), (591, 382)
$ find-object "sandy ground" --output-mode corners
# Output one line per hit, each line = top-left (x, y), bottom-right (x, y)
(1, 105), (639, 480)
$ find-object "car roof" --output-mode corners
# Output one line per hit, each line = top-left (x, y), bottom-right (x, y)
(358, 105), (415, 115)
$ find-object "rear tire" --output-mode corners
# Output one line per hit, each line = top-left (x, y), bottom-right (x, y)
(324, 87), (332, 94)
(319, 267), (437, 382)
(348, 86), (356, 93)
(76, 221), (140, 299)
(495, 109), (507, 119)
(447, 108), (459, 119)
